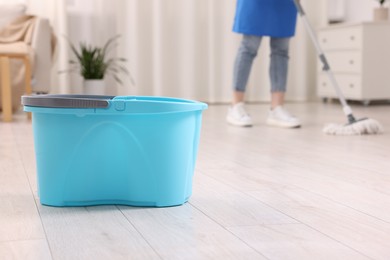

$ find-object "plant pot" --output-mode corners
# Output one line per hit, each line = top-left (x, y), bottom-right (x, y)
(84, 79), (105, 95)
(373, 7), (389, 21)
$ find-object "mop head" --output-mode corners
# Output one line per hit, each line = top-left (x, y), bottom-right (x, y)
(323, 118), (384, 135)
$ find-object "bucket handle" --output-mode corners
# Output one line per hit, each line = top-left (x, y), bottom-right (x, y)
(22, 95), (114, 108)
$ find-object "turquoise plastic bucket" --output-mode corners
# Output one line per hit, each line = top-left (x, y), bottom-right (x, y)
(22, 95), (207, 207)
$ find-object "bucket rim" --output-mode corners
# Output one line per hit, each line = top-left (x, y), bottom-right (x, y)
(22, 94), (207, 109)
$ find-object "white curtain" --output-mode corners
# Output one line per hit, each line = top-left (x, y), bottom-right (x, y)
(24, 0), (69, 94)
(65, 0), (118, 94)
(117, 0), (327, 102)
(23, 0), (327, 102)
(23, 0), (115, 94)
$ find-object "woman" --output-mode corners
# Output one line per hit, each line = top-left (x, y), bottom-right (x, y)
(227, 0), (301, 128)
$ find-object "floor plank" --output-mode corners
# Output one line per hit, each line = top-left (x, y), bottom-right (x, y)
(190, 173), (297, 227)
(228, 224), (370, 260)
(119, 204), (267, 259)
(247, 187), (390, 260)
(2, 101), (390, 260)
(0, 239), (51, 260)
(0, 125), (46, 242)
(38, 204), (161, 260)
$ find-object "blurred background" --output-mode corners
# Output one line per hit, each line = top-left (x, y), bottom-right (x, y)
(0, 0), (386, 103)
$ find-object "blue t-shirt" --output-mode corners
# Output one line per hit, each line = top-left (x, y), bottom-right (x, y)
(233, 0), (298, 37)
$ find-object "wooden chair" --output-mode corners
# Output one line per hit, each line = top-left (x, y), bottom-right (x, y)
(0, 51), (32, 122)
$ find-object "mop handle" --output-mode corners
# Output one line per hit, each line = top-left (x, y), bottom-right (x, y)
(293, 0), (354, 117)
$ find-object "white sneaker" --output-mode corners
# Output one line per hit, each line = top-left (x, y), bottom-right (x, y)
(226, 102), (253, 127)
(266, 106), (301, 128)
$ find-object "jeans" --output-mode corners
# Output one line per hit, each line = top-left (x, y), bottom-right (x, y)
(233, 35), (290, 93)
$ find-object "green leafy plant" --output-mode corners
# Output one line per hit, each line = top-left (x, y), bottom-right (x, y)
(64, 35), (134, 86)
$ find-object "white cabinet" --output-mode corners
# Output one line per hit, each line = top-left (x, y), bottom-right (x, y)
(317, 22), (390, 103)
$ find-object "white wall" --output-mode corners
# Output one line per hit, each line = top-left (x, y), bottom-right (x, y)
(26, 0), (69, 94)
(344, 0), (388, 22)
(0, 0), (24, 3)
(328, 0), (390, 23)
(116, 0), (328, 103)
(66, 0), (118, 95)
(3, 0), (330, 102)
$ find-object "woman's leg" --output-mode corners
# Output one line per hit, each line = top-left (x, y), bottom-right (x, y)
(269, 37), (290, 108)
(232, 35), (262, 104)
(267, 37), (301, 128)
(227, 35), (262, 127)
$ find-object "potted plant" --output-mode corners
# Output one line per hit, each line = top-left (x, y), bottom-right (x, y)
(64, 35), (133, 95)
(374, 0), (389, 21)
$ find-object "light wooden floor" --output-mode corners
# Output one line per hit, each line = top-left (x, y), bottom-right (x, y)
(1, 102), (390, 260)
